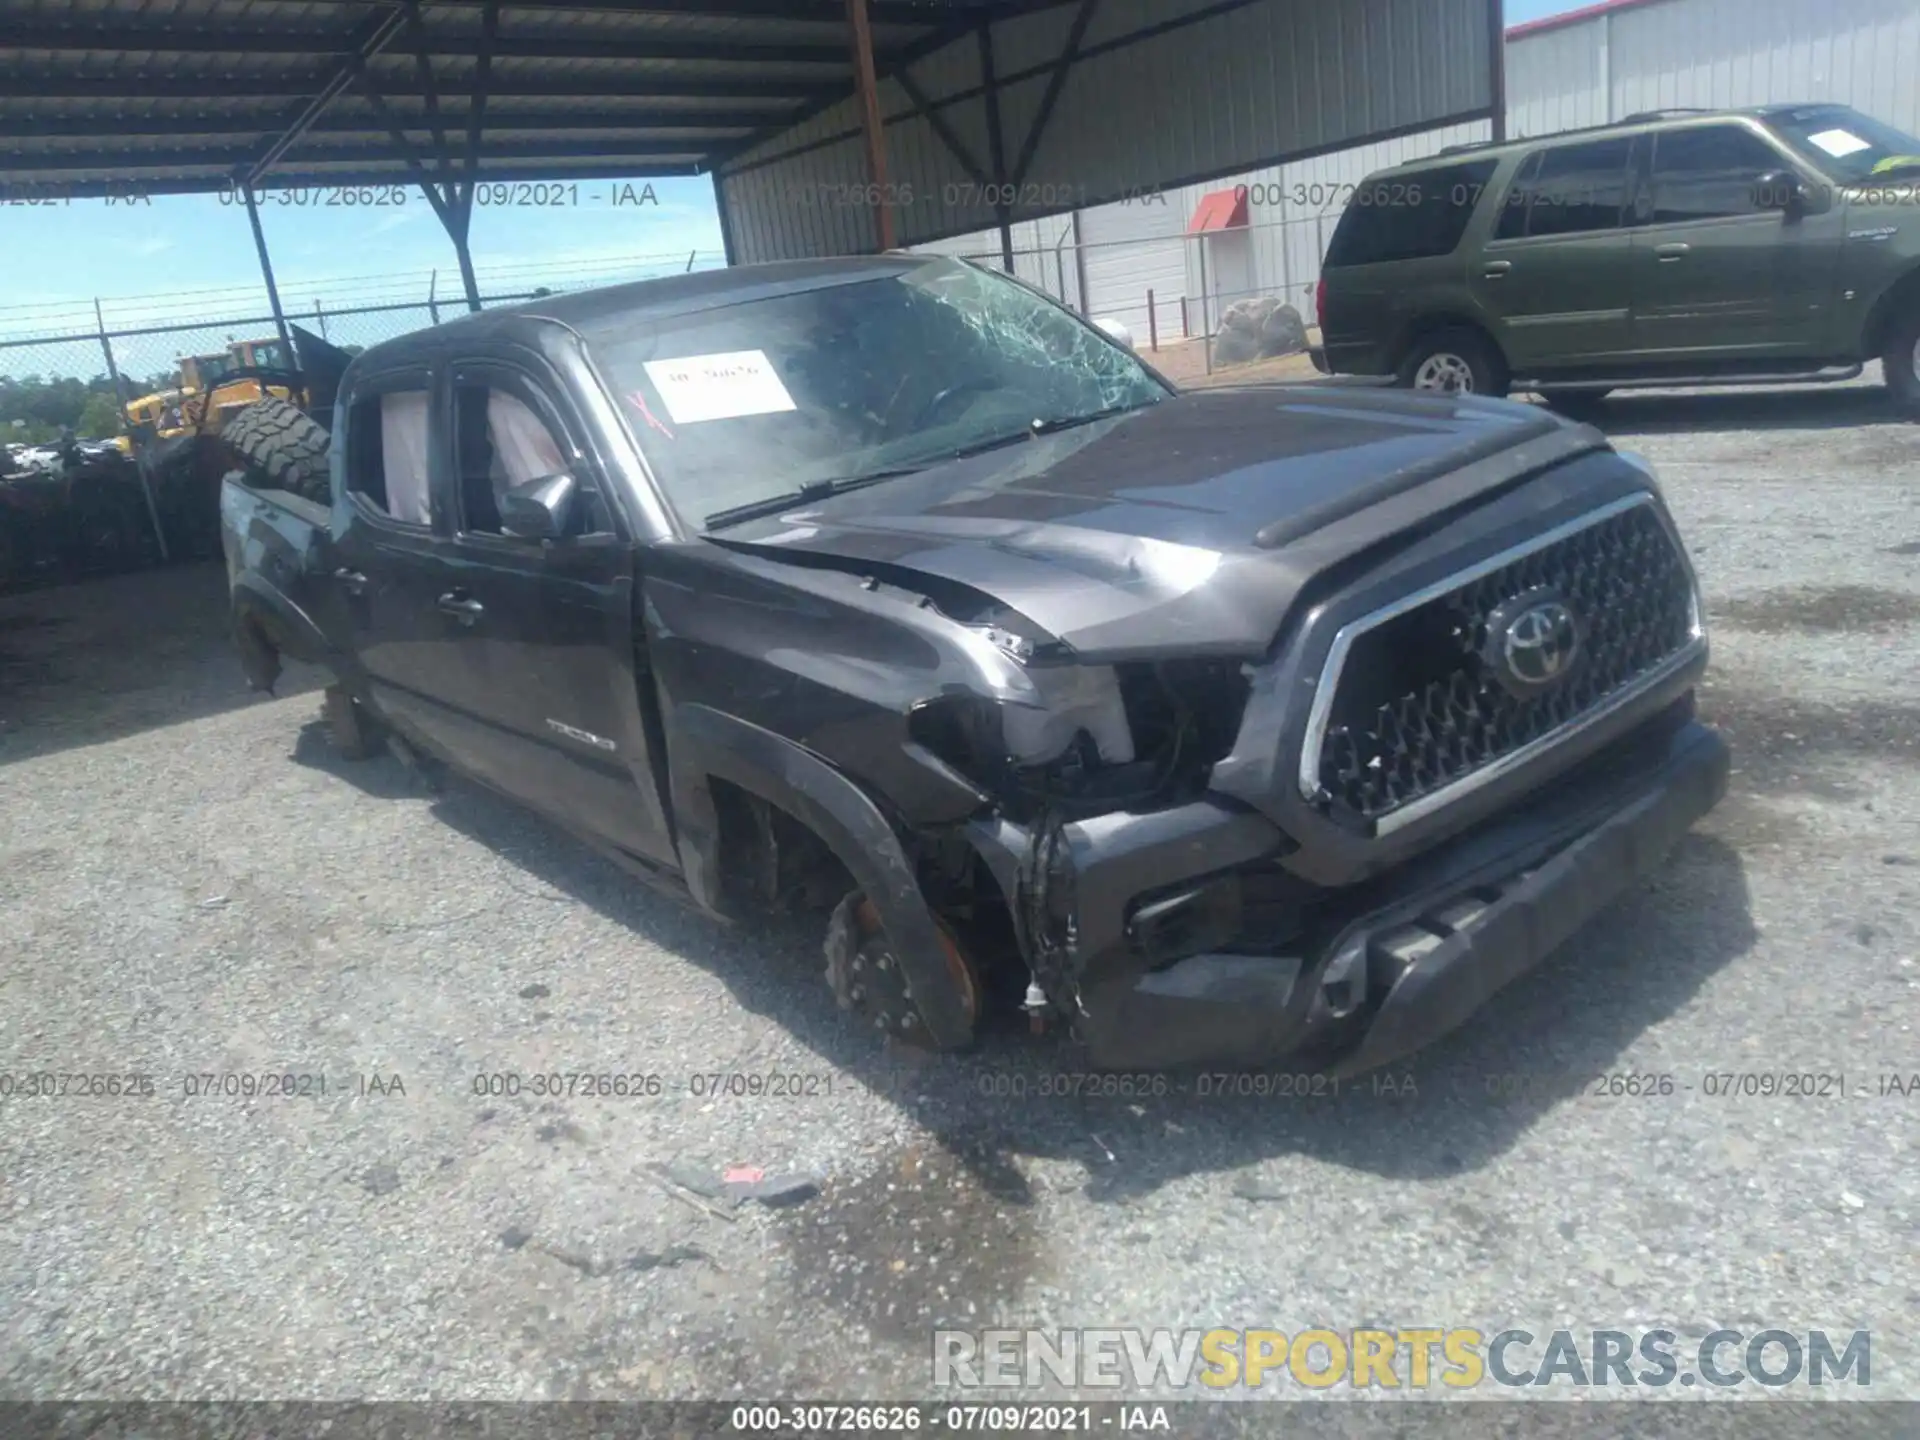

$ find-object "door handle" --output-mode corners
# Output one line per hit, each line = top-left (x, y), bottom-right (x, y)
(1482, 261), (1512, 279)
(1655, 243), (1691, 262)
(437, 591), (484, 625)
(333, 567), (368, 595)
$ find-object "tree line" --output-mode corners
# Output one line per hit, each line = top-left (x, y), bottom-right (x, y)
(3, 349), (364, 446)
(0, 371), (175, 445)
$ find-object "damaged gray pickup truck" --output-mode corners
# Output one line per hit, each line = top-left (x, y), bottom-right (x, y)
(221, 254), (1729, 1075)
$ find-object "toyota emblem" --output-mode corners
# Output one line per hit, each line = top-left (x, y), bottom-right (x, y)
(1484, 588), (1582, 696)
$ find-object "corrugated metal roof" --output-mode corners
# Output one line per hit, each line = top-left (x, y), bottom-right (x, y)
(0, 0), (1056, 195)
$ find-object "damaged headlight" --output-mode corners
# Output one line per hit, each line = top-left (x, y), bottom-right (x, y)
(908, 656), (1250, 821)
(906, 663), (1134, 790)
(1002, 665), (1134, 767)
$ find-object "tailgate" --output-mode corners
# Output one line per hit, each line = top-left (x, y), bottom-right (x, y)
(221, 477), (340, 669)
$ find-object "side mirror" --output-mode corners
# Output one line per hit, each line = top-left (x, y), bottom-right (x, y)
(500, 470), (576, 540)
(1755, 169), (1809, 215)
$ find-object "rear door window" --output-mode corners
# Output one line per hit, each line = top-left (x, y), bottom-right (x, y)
(1502, 137), (1634, 238)
(343, 387), (432, 526)
(1323, 159), (1499, 267)
(1648, 125), (1787, 223)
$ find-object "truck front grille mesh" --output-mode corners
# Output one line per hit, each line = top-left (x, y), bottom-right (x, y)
(1314, 503), (1696, 825)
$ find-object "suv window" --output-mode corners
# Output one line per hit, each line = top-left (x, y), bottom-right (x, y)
(344, 389), (431, 526)
(1323, 159), (1499, 267)
(1497, 137), (1633, 238)
(1649, 125), (1786, 222)
(451, 381), (612, 538)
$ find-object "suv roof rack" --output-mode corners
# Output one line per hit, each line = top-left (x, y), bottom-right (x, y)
(1616, 107), (1714, 123)
(1397, 107), (1750, 174)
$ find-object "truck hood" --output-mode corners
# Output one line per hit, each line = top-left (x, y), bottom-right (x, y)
(713, 385), (1607, 660)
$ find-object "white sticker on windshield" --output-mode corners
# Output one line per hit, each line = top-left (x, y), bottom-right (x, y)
(1807, 128), (1871, 158)
(641, 350), (796, 424)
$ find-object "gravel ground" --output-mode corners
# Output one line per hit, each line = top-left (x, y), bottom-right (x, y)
(1, 379), (1916, 1414)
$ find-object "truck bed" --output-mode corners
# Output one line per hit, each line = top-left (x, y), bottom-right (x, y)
(220, 474), (340, 674)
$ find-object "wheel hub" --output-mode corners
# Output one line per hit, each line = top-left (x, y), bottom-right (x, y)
(824, 894), (979, 1046)
(1414, 353), (1475, 393)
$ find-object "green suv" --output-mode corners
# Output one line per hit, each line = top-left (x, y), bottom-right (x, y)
(1313, 104), (1920, 417)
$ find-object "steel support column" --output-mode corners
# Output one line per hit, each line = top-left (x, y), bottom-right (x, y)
(1487, 0), (1507, 143)
(711, 174), (739, 266)
(845, 0), (894, 250)
(95, 297), (169, 564)
(241, 181), (294, 352)
(448, 201), (481, 313)
(977, 22), (1013, 273)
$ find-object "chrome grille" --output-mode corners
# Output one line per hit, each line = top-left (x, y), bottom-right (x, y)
(1303, 495), (1701, 831)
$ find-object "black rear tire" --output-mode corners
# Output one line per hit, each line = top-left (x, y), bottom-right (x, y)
(221, 396), (331, 502)
(1883, 309), (1920, 420)
(1398, 327), (1510, 398)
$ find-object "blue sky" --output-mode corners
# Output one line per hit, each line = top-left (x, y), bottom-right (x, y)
(0, 0), (1586, 336)
(0, 175), (727, 337)
(1505, 0), (1592, 23)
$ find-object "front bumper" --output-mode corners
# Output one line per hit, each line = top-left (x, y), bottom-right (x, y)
(1041, 714), (1729, 1073)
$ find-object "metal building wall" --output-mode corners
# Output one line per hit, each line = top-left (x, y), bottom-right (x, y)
(1508, 0), (1920, 136)
(717, 0), (1497, 264)
(911, 213), (1084, 308)
(1218, 118), (1495, 318)
(906, 0), (1920, 342)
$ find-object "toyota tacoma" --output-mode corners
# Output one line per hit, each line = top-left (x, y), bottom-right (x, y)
(220, 255), (1728, 1073)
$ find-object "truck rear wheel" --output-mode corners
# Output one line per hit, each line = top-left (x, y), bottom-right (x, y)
(1884, 309), (1920, 419)
(222, 396), (331, 502)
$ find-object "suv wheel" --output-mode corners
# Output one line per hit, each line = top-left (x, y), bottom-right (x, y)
(1399, 328), (1509, 398)
(1885, 310), (1920, 419)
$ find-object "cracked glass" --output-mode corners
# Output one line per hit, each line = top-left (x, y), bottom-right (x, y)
(588, 257), (1168, 530)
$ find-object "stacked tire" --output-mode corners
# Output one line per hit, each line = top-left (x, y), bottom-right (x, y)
(220, 396), (331, 503)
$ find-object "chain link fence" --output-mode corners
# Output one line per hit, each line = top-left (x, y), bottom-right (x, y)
(1, 254), (725, 591)
(914, 210), (1337, 387)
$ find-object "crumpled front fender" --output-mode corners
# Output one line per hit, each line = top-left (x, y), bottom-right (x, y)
(663, 701), (976, 1050)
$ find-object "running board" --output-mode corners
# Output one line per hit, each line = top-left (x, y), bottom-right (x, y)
(1523, 364), (1865, 392)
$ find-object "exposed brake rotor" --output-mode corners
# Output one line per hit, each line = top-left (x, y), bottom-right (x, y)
(824, 893), (980, 1047)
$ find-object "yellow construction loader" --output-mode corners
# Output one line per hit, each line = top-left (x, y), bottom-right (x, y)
(123, 336), (300, 445)
(120, 324), (354, 557)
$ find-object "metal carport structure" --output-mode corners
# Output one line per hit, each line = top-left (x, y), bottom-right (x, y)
(2, 0), (1505, 339)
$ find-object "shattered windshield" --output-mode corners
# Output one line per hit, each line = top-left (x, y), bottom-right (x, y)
(1765, 105), (1920, 183)
(586, 257), (1168, 531)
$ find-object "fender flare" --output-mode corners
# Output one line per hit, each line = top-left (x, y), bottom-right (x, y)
(665, 702), (974, 1050)
(1861, 260), (1920, 358)
(230, 571), (359, 692)
(1389, 312), (1509, 376)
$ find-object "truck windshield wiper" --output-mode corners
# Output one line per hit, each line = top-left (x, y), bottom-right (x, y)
(1029, 401), (1153, 435)
(941, 401), (1155, 462)
(703, 466), (923, 531)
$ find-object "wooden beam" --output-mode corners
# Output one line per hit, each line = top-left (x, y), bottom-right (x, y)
(845, 0), (894, 250)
